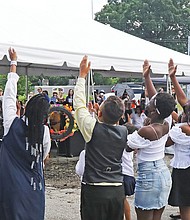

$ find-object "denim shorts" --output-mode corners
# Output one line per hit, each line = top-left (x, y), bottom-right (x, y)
(134, 159), (172, 210)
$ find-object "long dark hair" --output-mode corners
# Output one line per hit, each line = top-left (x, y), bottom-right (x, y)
(25, 94), (50, 146)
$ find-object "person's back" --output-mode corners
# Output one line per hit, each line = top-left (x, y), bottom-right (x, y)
(83, 122), (127, 184)
(0, 118), (45, 220)
(73, 56), (127, 220)
(0, 48), (51, 220)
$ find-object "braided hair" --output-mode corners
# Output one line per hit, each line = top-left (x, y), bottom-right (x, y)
(25, 94), (50, 146)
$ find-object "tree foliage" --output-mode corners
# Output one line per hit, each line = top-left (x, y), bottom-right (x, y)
(93, 72), (119, 85)
(95, 0), (190, 53)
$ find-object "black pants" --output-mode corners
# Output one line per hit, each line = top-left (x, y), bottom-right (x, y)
(81, 184), (125, 220)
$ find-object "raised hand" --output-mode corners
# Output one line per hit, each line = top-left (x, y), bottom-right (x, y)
(88, 102), (99, 115)
(168, 58), (177, 78)
(8, 48), (17, 61)
(143, 59), (151, 78)
(79, 55), (91, 79)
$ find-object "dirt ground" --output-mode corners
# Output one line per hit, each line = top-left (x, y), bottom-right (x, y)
(45, 154), (173, 189)
(44, 156), (81, 189)
(44, 153), (174, 188)
(44, 154), (179, 220)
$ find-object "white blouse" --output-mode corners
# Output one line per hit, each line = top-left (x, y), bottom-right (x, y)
(169, 123), (190, 169)
(127, 131), (168, 163)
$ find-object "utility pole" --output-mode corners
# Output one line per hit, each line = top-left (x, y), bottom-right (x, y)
(91, 0), (94, 19)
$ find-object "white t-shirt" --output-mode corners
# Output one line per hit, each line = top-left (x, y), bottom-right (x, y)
(121, 150), (134, 177)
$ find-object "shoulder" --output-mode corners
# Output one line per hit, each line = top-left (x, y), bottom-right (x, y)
(180, 124), (190, 136)
(138, 126), (152, 139)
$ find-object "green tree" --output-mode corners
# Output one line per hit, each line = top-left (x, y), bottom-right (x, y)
(93, 72), (119, 85)
(0, 74), (33, 102)
(0, 75), (7, 90)
(95, 0), (190, 53)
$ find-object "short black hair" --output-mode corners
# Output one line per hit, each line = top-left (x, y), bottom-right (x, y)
(135, 105), (142, 114)
(155, 92), (176, 119)
(43, 90), (49, 96)
(101, 96), (124, 124)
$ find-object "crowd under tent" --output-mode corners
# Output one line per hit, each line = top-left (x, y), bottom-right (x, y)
(1, 0), (190, 81)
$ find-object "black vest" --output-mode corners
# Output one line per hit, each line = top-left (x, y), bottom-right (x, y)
(83, 122), (128, 184)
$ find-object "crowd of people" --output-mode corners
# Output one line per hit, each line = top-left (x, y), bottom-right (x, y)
(74, 56), (190, 220)
(36, 87), (74, 107)
(0, 49), (190, 220)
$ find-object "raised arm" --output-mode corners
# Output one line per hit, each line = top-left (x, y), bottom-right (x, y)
(3, 48), (19, 136)
(143, 60), (157, 99)
(168, 58), (188, 106)
(73, 56), (96, 143)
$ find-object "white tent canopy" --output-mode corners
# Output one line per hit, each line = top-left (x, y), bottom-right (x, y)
(1, 0), (190, 77)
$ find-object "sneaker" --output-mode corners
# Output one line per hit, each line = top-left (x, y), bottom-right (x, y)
(169, 213), (181, 219)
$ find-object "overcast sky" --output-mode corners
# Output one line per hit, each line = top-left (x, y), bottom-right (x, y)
(2, 0), (108, 21)
(92, 0), (107, 14)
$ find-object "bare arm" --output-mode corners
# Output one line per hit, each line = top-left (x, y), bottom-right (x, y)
(168, 58), (188, 106)
(143, 60), (157, 99)
(165, 136), (174, 147)
(171, 111), (179, 123)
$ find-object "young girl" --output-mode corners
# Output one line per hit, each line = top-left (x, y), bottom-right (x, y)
(126, 60), (176, 220)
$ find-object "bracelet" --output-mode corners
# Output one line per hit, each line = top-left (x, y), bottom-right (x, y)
(10, 60), (17, 66)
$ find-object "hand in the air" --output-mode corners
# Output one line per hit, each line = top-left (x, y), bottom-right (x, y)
(143, 59), (151, 78)
(168, 58), (177, 78)
(8, 48), (17, 61)
(79, 55), (91, 79)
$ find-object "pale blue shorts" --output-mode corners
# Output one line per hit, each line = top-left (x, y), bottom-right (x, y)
(134, 159), (172, 210)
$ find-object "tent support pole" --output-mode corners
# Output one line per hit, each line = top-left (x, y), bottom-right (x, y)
(26, 67), (29, 100)
(86, 71), (90, 104)
(166, 74), (172, 94)
(90, 69), (95, 103)
(86, 69), (94, 104)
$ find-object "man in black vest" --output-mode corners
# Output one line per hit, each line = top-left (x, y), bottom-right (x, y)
(73, 56), (128, 220)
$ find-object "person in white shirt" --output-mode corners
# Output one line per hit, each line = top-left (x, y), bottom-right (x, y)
(127, 60), (176, 220)
(166, 59), (190, 220)
(0, 48), (51, 220)
(131, 105), (146, 129)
